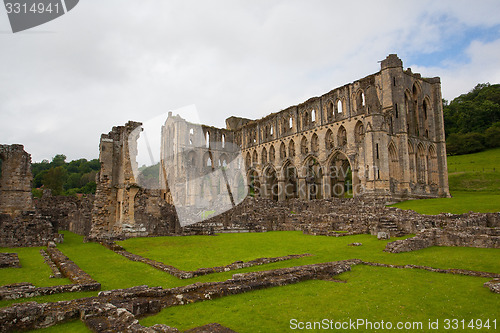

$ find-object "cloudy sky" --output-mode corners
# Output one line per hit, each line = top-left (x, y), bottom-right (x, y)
(1, 0), (500, 162)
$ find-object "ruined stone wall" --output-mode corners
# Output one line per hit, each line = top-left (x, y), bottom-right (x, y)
(0, 144), (34, 216)
(184, 197), (500, 245)
(385, 226), (500, 253)
(35, 193), (94, 236)
(0, 144), (60, 247)
(231, 54), (450, 203)
(89, 122), (179, 240)
(0, 212), (60, 248)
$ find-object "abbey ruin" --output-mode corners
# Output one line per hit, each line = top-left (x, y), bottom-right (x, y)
(233, 54), (451, 201)
(0, 54), (499, 333)
(1, 54), (455, 242)
(161, 54), (450, 209)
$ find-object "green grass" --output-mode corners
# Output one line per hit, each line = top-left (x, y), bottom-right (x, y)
(391, 148), (500, 214)
(390, 191), (500, 215)
(141, 267), (498, 333)
(2, 231), (499, 332)
(447, 148), (500, 173)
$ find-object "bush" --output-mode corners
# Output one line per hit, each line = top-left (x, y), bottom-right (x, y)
(446, 133), (485, 155)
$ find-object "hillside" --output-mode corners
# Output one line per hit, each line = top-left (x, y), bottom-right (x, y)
(391, 148), (500, 214)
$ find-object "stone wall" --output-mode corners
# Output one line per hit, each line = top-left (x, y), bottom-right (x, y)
(385, 227), (500, 253)
(0, 212), (61, 248)
(89, 122), (180, 240)
(0, 253), (20, 268)
(35, 193), (94, 236)
(0, 144), (34, 216)
(0, 260), (354, 332)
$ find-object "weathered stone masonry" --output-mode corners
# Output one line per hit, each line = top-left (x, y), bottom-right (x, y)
(0, 145), (59, 247)
(89, 122), (180, 240)
(164, 54), (450, 207)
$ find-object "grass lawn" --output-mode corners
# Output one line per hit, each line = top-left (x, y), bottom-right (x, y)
(1, 231), (496, 332)
(391, 148), (500, 214)
(3, 150), (499, 332)
(390, 191), (500, 215)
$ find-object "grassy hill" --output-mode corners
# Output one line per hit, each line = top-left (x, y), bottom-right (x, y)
(391, 148), (500, 214)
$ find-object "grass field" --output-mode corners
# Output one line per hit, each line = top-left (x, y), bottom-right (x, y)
(391, 148), (500, 214)
(1, 149), (499, 332)
(2, 231), (499, 332)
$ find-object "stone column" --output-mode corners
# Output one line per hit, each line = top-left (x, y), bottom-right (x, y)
(298, 177), (307, 200)
(278, 178), (286, 201)
(322, 174), (331, 199)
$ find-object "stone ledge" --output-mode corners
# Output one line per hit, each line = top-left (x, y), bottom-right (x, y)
(101, 240), (312, 279)
(0, 246), (100, 301)
(39, 249), (62, 278)
(0, 260), (355, 332)
(0, 253), (20, 269)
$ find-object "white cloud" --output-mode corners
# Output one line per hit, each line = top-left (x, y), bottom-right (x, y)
(0, 0), (500, 161)
(412, 38), (500, 100)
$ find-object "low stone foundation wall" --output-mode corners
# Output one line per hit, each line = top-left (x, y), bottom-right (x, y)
(0, 245), (100, 301)
(385, 227), (500, 253)
(39, 249), (62, 278)
(35, 194), (94, 237)
(0, 212), (60, 248)
(185, 198), (500, 246)
(0, 253), (20, 268)
(0, 260), (355, 332)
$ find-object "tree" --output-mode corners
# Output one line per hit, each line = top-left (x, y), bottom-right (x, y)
(42, 166), (67, 195)
(51, 154), (66, 168)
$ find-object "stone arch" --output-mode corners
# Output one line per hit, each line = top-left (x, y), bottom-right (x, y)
(325, 129), (334, 150)
(281, 160), (298, 199)
(187, 151), (197, 170)
(252, 150), (258, 165)
(288, 139), (296, 158)
(408, 140), (416, 183)
(302, 111), (310, 129)
(234, 172), (247, 202)
(263, 165), (278, 201)
(337, 125), (347, 147)
(388, 141), (399, 188)
(219, 153), (228, 168)
(300, 136), (308, 155)
(416, 142), (426, 184)
(326, 100), (334, 121)
(355, 89), (365, 113)
(412, 82), (422, 137)
(423, 96), (432, 138)
(428, 144), (438, 185)
(205, 130), (210, 148)
(336, 99), (344, 114)
(311, 133), (319, 154)
(354, 121), (364, 143)
(405, 89), (417, 136)
(203, 152), (212, 169)
(261, 147), (268, 165)
(269, 145), (275, 163)
(245, 152), (251, 169)
(326, 150), (353, 198)
(302, 156), (323, 200)
(280, 142), (286, 160)
(247, 169), (260, 197)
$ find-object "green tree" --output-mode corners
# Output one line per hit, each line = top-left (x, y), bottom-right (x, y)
(51, 154), (67, 168)
(42, 166), (68, 195)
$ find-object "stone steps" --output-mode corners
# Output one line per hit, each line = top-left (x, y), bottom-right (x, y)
(379, 219), (406, 237)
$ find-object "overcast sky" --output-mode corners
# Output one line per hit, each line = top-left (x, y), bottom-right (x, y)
(1, 0), (500, 162)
